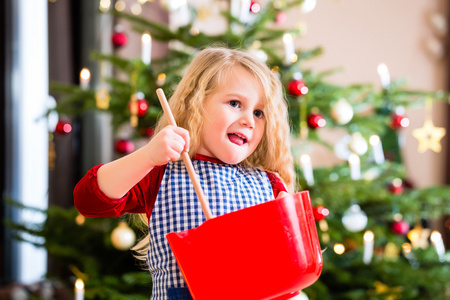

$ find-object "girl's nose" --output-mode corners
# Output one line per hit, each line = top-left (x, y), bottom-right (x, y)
(240, 111), (255, 128)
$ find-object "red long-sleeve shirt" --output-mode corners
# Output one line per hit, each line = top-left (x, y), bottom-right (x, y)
(74, 154), (287, 220)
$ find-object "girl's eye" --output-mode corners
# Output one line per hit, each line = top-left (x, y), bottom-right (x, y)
(229, 100), (239, 108)
(254, 110), (264, 118)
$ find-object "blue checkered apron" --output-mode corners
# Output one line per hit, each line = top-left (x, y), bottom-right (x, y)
(147, 159), (274, 300)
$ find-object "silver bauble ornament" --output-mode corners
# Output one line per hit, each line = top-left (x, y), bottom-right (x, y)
(342, 204), (368, 232)
(331, 98), (354, 125)
(111, 221), (136, 251)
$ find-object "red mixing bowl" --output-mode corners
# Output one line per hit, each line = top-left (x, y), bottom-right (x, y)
(166, 191), (323, 300)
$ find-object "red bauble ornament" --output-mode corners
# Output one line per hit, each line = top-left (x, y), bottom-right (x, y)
(307, 113), (326, 129)
(115, 139), (134, 155)
(313, 206), (329, 221)
(287, 79), (308, 96)
(390, 113), (410, 129)
(144, 127), (155, 137)
(402, 178), (414, 189)
(54, 120), (72, 135)
(112, 31), (127, 48)
(137, 99), (149, 117)
(250, 1), (261, 13)
(391, 220), (410, 235)
(276, 11), (287, 24)
(387, 178), (404, 194)
(128, 98), (149, 117)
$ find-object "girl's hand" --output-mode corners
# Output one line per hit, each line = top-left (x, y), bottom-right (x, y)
(277, 191), (289, 199)
(145, 125), (190, 167)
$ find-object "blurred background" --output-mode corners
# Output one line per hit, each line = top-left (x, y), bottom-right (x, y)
(1, 0), (449, 299)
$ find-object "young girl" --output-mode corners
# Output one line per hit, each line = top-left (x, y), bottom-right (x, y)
(74, 47), (296, 300)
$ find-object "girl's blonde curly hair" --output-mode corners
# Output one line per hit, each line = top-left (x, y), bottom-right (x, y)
(132, 46), (296, 264)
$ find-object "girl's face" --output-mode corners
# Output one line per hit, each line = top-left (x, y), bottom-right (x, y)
(197, 66), (265, 164)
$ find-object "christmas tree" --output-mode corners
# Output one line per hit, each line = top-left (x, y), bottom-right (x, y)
(13, 0), (450, 299)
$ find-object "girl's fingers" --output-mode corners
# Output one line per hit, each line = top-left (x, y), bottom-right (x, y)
(169, 138), (184, 154)
(168, 149), (181, 161)
(149, 126), (190, 165)
(173, 127), (190, 152)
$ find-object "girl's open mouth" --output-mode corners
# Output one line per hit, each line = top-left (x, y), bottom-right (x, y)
(228, 133), (247, 146)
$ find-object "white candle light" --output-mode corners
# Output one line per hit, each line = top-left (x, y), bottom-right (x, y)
(377, 63), (390, 89)
(99, 0), (111, 12)
(239, 0), (251, 23)
(430, 231), (446, 261)
(401, 242), (419, 268)
(230, 0), (240, 19)
(348, 153), (361, 180)
(369, 135), (385, 164)
(173, 0), (190, 27)
(300, 154), (314, 186)
(283, 33), (295, 65)
(157, 73), (166, 86)
(141, 33), (152, 65)
(230, 0), (240, 33)
(363, 230), (374, 264)
(79, 68), (90, 90)
(402, 243), (412, 257)
(301, 0), (317, 13)
(74, 278), (84, 300)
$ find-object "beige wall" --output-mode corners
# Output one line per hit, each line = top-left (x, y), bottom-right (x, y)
(287, 0), (448, 187)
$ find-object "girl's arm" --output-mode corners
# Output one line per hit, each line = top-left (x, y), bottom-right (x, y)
(74, 164), (165, 218)
(97, 125), (190, 199)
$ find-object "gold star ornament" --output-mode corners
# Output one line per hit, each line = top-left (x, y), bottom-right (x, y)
(407, 224), (431, 249)
(412, 119), (446, 153)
